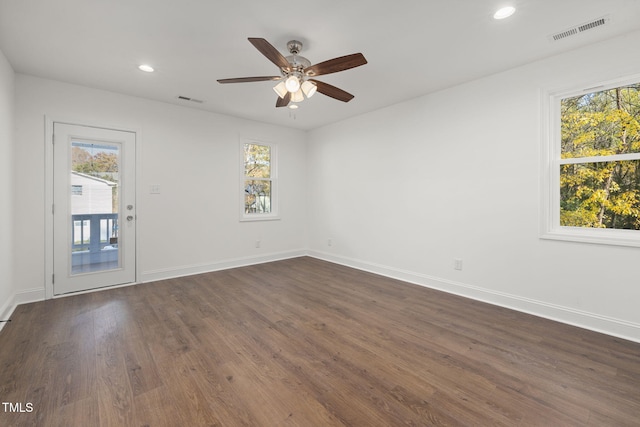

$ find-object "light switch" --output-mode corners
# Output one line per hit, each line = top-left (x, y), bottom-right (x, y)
(150, 184), (161, 194)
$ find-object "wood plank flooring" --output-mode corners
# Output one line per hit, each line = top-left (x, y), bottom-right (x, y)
(1, 256), (639, 426)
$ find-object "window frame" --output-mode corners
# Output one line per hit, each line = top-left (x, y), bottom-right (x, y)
(239, 138), (279, 222)
(541, 74), (640, 247)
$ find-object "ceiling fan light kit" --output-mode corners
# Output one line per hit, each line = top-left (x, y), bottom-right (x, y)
(217, 38), (367, 108)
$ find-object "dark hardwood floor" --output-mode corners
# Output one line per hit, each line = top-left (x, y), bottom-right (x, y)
(1, 257), (639, 426)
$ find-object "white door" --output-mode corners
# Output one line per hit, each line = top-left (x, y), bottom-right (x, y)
(53, 123), (136, 295)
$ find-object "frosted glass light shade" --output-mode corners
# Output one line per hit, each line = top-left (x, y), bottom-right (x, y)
(291, 89), (304, 102)
(301, 80), (317, 98)
(285, 75), (301, 92)
(273, 81), (287, 98)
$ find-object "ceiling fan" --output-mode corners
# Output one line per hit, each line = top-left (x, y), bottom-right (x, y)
(217, 38), (367, 108)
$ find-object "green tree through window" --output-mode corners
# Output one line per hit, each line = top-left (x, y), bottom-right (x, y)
(560, 84), (640, 230)
(243, 142), (274, 215)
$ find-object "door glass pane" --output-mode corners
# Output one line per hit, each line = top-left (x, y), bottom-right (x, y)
(70, 140), (121, 274)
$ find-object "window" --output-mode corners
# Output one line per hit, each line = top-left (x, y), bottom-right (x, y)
(542, 76), (640, 246)
(241, 140), (278, 220)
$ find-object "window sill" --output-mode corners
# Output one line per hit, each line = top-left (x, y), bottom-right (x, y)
(240, 214), (281, 222)
(541, 227), (640, 248)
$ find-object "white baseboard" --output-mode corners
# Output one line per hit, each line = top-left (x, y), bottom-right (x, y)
(141, 249), (307, 283)
(307, 250), (640, 344)
(0, 287), (45, 333)
(15, 287), (46, 305)
(0, 298), (14, 333)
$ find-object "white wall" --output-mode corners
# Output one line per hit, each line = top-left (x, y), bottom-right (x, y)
(14, 75), (308, 295)
(307, 30), (640, 342)
(0, 49), (14, 325)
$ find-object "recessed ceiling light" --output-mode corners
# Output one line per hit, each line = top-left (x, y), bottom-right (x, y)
(493, 6), (516, 20)
(138, 64), (155, 73)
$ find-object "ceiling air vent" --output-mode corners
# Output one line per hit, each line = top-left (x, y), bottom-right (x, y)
(578, 17), (606, 32)
(550, 16), (609, 42)
(177, 95), (204, 104)
(552, 28), (578, 41)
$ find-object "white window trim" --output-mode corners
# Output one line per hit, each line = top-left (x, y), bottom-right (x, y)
(239, 138), (279, 222)
(540, 74), (640, 247)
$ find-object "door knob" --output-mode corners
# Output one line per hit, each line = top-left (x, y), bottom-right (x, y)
(127, 215), (134, 221)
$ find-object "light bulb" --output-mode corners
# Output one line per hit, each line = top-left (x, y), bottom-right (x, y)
(285, 75), (301, 93)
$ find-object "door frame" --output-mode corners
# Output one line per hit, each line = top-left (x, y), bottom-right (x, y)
(45, 117), (141, 299)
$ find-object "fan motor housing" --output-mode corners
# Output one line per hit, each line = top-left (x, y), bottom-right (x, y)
(284, 40), (311, 73)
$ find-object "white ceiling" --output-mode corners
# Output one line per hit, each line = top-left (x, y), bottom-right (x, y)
(1, 0), (640, 130)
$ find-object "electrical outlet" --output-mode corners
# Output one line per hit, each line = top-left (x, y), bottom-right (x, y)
(454, 258), (463, 270)
(255, 240), (261, 248)
(328, 238), (333, 246)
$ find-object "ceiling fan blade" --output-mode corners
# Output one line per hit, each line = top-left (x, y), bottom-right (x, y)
(304, 53), (367, 77)
(217, 76), (282, 84)
(276, 92), (291, 108)
(248, 38), (291, 72)
(308, 79), (355, 102)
